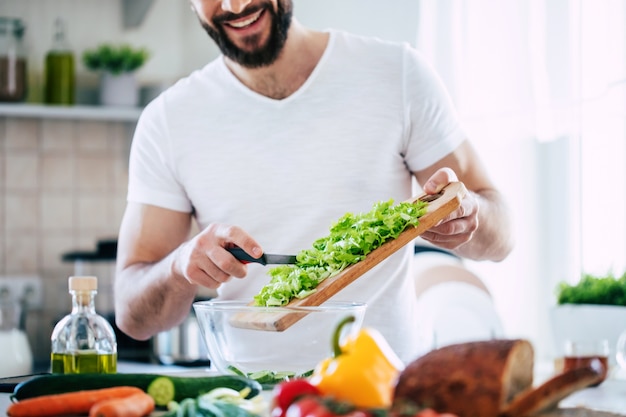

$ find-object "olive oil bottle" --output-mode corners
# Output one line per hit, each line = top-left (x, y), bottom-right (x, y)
(44, 18), (75, 105)
(50, 276), (117, 374)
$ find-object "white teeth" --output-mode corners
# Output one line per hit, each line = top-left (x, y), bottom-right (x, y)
(227, 10), (262, 28)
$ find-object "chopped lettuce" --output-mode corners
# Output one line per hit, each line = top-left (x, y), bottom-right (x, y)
(253, 199), (428, 306)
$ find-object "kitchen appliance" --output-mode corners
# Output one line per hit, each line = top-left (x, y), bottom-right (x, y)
(152, 301), (210, 367)
(0, 299), (33, 377)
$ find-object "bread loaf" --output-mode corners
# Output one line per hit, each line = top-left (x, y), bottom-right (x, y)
(393, 339), (534, 417)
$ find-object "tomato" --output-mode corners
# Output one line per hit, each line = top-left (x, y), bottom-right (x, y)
(414, 409), (441, 417)
(413, 409), (459, 417)
(285, 397), (335, 417)
(272, 379), (322, 417)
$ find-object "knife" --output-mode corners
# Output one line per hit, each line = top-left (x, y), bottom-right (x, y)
(227, 247), (297, 265)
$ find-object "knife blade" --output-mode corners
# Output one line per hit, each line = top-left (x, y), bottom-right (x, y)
(227, 247), (297, 265)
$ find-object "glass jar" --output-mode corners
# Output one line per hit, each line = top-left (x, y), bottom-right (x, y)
(0, 299), (33, 377)
(0, 17), (27, 102)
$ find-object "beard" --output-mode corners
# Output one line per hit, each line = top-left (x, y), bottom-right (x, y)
(199, 0), (293, 68)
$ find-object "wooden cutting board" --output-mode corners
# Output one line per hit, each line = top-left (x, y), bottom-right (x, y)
(230, 181), (467, 332)
(540, 409), (626, 417)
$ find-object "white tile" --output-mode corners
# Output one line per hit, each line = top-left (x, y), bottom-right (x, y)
(5, 193), (39, 231)
(78, 194), (111, 231)
(5, 118), (40, 150)
(5, 153), (39, 190)
(40, 192), (75, 231)
(41, 154), (76, 190)
(77, 121), (109, 153)
(4, 232), (39, 273)
(0, 146), (4, 187)
(41, 234), (76, 270)
(41, 120), (77, 153)
(0, 118), (6, 151)
(0, 223), (5, 275)
(112, 156), (129, 193)
(112, 195), (127, 228)
(77, 155), (111, 192)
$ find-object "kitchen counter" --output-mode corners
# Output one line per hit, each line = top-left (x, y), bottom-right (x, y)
(1, 363), (625, 416)
(0, 361), (215, 416)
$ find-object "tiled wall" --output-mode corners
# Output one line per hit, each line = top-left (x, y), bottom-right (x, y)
(0, 116), (134, 363)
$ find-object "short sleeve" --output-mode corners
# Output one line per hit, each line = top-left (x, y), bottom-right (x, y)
(402, 46), (466, 171)
(127, 95), (193, 213)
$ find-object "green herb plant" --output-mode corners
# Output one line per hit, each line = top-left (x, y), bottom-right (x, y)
(82, 44), (150, 75)
(556, 272), (626, 306)
(254, 199), (428, 307)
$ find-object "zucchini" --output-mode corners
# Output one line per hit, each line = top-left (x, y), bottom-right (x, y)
(11, 373), (262, 403)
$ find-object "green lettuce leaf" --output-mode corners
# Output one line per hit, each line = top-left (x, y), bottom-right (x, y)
(253, 199), (428, 306)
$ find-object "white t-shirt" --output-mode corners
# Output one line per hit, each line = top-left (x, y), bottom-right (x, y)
(128, 30), (466, 363)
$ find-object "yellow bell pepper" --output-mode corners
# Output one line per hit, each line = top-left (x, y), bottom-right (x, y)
(309, 315), (405, 409)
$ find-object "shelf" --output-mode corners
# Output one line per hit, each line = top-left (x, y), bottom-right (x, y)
(0, 103), (142, 122)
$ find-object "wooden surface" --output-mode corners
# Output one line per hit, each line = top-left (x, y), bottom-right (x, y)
(230, 181), (468, 332)
(539, 409), (626, 417)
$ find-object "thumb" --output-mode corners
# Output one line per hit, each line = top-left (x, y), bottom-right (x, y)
(423, 167), (458, 194)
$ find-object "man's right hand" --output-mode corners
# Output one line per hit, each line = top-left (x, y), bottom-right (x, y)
(174, 224), (263, 289)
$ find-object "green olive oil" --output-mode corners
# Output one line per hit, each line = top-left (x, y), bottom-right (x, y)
(50, 277), (118, 375)
(44, 51), (74, 105)
(43, 18), (75, 105)
(50, 351), (117, 374)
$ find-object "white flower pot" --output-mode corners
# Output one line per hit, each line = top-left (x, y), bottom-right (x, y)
(550, 304), (626, 366)
(99, 72), (139, 107)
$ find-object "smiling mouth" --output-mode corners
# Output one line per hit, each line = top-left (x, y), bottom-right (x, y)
(224, 9), (264, 29)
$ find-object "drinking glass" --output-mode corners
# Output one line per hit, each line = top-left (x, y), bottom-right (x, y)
(563, 339), (610, 386)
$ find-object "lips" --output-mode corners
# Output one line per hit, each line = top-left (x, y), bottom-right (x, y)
(223, 9), (265, 30)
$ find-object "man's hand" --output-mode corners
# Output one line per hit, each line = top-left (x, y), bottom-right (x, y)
(174, 224), (263, 289)
(420, 167), (479, 251)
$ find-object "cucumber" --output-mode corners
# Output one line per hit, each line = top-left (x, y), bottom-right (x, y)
(11, 373), (262, 403)
(146, 376), (176, 407)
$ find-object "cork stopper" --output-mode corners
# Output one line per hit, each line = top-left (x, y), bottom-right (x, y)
(68, 276), (98, 292)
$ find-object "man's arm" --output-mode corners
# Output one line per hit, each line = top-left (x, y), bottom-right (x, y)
(415, 140), (513, 262)
(114, 203), (197, 340)
(114, 202), (263, 340)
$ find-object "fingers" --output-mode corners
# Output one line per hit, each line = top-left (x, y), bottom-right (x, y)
(423, 167), (459, 194)
(421, 186), (479, 251)
(176, 224), (263, 288)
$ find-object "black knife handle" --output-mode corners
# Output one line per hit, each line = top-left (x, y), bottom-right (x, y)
(226, 247), (266, 265)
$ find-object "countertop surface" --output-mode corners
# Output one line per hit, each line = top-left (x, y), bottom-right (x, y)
(1, 362), (625, 416)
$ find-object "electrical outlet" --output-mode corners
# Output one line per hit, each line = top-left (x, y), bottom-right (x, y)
(0, 275), (43, 310)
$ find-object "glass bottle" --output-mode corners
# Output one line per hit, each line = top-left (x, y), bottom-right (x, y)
(44, 17), (74, 105)
(50, 276), (117, 374)
(0, 17), (27, 102)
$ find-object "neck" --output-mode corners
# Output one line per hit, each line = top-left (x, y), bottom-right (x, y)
(224, 20), (329, 99)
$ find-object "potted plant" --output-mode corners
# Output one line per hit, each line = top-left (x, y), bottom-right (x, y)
(82, 43), (150, 107)
(550, 272), (626, 365)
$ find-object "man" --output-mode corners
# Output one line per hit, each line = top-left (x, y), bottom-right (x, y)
(114, 0), (513, 363)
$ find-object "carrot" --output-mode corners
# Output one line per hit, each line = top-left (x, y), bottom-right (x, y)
(89, 391), (155, 417)
(7, 386), (144, 417)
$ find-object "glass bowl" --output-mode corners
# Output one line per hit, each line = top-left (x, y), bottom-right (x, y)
(193, 300), (366, 385)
